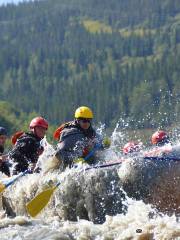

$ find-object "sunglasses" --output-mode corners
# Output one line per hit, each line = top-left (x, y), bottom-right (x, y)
(78, 119), (91, 123)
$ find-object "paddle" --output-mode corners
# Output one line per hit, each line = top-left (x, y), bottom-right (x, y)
(26, 159), (122, 218)
(144, 156), (180, 161)
(84, 161), (122, 170)
(0, 170), (29, 194)
(26, 181), (61, 217)
(84, 143), (103, 160)
(26, 143), (107, 217)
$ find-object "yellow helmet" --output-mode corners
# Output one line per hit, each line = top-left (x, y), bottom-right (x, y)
(75, 106), (94, 119)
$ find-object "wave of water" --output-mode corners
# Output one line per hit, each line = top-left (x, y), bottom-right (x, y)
(0, 127), (180, 239)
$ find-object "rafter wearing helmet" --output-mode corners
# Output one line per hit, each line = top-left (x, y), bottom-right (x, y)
(8, 116), (48, 175)
(53, 106), (110, 170)
(123, 141), (143, 155)
(151, 130), (170, 146)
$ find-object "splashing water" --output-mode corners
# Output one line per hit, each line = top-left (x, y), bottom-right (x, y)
(0, 126), (180, 239)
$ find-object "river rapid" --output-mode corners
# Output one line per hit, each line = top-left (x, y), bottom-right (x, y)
(1, 128), (180, 240)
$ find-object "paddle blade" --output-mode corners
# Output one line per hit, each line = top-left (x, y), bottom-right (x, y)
(0, 182), (6, 193)
(26, 186), (56, 217)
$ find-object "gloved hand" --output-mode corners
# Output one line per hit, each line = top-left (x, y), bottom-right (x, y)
(74, 157), (87, 164)
(102, 137), (111, 148)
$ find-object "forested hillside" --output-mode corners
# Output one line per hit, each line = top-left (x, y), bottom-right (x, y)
(0, 0), (180, 131)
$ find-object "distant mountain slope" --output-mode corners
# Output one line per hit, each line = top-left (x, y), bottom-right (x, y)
(0, 0), (180, 128)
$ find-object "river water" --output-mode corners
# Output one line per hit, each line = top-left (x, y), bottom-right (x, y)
(1, 128), (180, 240)
(1, 198), (180, 239)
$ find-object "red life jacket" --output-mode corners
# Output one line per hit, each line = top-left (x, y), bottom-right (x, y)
(11, 131), (24, 145)
(53, 121), (75, 141)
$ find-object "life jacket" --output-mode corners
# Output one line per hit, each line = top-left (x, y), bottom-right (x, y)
(11, 131), (44, 159)
(54, 121), (96, 158)
(11, 131), (24, 145)
(53, 121), (75, 141)
(11, 131), (44, 155)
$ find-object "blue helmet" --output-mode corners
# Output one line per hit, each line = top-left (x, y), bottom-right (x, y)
(0, 127), (7, 136)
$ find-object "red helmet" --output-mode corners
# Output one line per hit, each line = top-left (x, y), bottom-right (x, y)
(29, 117), (48, 130)
(123, 141), (142, 154)
(151, 130), (168, 145)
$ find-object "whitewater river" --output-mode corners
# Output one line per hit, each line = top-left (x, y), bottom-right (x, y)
(1, 130), (180, 240)
(1, 172), (180, 240)
(1, 202), (180, 240)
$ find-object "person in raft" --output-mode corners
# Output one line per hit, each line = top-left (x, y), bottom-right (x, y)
(9, 117), (48, 175)
(53, 106), (111, 170)
(144, 130), (172, 158)
(151, 130), (171, 146)
(122, 141), (143, 156)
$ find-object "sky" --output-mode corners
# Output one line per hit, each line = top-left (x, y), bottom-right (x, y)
(0, 0), (31, 5)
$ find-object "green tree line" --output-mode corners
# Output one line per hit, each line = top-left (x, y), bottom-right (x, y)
(0, 0), (180, 132)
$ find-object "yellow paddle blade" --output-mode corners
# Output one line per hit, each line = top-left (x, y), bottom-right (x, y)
(26, 186), (57, 218)
(0, 182), (6, 193)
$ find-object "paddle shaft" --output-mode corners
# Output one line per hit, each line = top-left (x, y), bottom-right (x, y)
(53, 161), (122, 199)
(144, 156), (180, 161)
(84, 143), (102, 161)
(54, 143), (103, 187)
(85, 161), (122, 171)
(5, 170), (29, 187)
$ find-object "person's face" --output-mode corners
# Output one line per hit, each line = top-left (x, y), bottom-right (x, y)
(78, 119), (91, 130)
(0, 135), (7, 146)
(34, 126), (47, 138)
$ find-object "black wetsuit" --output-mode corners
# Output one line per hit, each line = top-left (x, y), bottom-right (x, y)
(9, 132), (43, 175)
